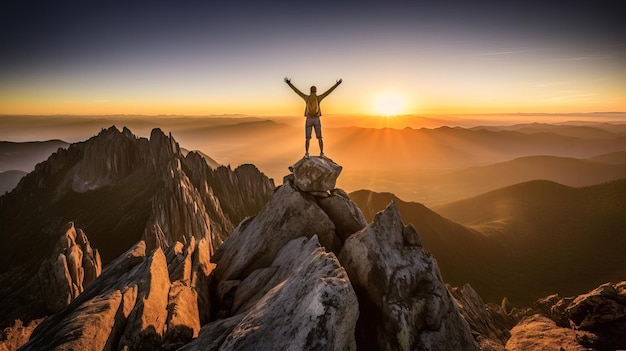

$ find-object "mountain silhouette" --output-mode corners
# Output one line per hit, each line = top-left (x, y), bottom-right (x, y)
(351, 180), (626, 305)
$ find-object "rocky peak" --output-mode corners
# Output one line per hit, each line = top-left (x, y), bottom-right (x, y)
(0, 126), (274, 336)
(37, 222), (102, 312)
(339, 201), (479, 350)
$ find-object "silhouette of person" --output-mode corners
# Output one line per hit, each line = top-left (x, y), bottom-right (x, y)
(285, 77), (342, 158)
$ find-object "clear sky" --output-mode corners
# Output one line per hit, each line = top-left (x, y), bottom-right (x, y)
(1, 0), (624, 116)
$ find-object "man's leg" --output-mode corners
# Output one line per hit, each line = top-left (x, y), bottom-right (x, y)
(305, 118), (312, 158)
(313, 118), (324, 156)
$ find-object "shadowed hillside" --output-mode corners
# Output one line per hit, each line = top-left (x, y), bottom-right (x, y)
(350, 179), (626, 305)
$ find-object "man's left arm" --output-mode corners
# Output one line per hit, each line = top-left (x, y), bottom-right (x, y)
(319, 79), (342, 100)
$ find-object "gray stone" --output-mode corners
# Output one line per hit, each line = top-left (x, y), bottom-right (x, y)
(339, 201), (479, 351)
(317, 188), (367, 241)
(194, 236), (359, 351)
(212, 181), (340, 282)
(290, 156), (342, 193)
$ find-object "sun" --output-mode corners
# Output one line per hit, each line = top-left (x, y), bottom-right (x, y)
(372, 93), (406, 117)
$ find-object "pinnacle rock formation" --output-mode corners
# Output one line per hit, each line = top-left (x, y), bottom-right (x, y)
(20, 236), (215, 351)
(339, 201), (479, 351)
(37, 222), (102, 312)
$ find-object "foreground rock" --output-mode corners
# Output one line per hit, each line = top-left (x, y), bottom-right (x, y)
(0, 319), (42, 351)
(532, 281), (626, 350)
(182, 236), (359, 350)
(449, 284), (519, 351)
(339, 201), (479, 351)
(289, 156), (342, 193)
(212, 181), (341, 282)
(37, 222), (102, 312)
(20, 237), (214, 351)
(506, 314), (595, 351)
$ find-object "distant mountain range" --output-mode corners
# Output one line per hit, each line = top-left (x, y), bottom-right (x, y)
(350, 179), (626, 305)
(2, 117), (626, 205)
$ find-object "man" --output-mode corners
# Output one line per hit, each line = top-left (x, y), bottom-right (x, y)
(285, 77), (342, 158)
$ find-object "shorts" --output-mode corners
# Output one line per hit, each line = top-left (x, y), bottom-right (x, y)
(305, 117), (322, 139)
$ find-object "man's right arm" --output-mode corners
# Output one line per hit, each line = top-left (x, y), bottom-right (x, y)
(285, 78), (306, 99)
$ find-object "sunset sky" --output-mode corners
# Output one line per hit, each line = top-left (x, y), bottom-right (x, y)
(1, 0), (624, 117)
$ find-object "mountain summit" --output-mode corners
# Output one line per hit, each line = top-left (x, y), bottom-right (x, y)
(0, 126), (274, 328)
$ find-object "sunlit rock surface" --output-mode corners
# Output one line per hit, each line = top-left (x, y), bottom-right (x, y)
(37, 222), (102, 312)
(290, 156), (342, 193)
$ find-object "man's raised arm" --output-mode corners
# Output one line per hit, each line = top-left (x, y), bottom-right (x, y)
(319, 79), (342, 100)
(284, 77), (306, 99)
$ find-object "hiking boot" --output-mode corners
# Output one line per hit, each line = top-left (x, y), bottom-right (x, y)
(320, 152), (325, 158)
(304, 153), (309, 159)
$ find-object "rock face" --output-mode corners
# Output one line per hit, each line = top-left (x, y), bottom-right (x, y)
(183, 236), (359, 351)
(0, 126), (273, 329)
(339, 201), (479, 351)
(530, 281), (626, 350)
(506, 314), (595, 351)
(201, 162), (368, 349)
(290, 156), (342, 193)
(448, 284), (519, 351)
(4, 137), (509, 350)
(20, 237), (215, 351)
(212, 181), (341, 282)
(37, 222), (102, 312)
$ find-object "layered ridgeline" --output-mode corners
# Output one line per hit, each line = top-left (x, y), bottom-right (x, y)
(350, 181), (626, 306)
(0, 127), (274, 328)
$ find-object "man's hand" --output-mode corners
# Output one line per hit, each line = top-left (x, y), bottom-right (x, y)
(284, 77), (291, 84)
(337, 79), (343, 84)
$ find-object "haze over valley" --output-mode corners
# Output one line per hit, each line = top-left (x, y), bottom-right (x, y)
(3, 114), (626, 205)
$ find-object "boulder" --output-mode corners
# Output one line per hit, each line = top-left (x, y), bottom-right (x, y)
(317, 188), (367, 241)
(290, 156), (342, 193)
(183, 236), (359, 351)
(339, 201), (478, 351)
(506, 314), (595, 351)
(535, 281), (626, 349)
(212, 181), (340, 282)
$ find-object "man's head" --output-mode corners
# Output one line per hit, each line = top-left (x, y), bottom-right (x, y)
(310, 86), (317, 94)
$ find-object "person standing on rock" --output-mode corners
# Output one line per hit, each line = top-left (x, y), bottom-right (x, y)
(284, 77), (342, 158)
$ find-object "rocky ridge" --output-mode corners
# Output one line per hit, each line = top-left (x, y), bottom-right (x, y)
(9, 155), (484, 350)
(3, 128), (624, 350)
(0, 126), (273, 330)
